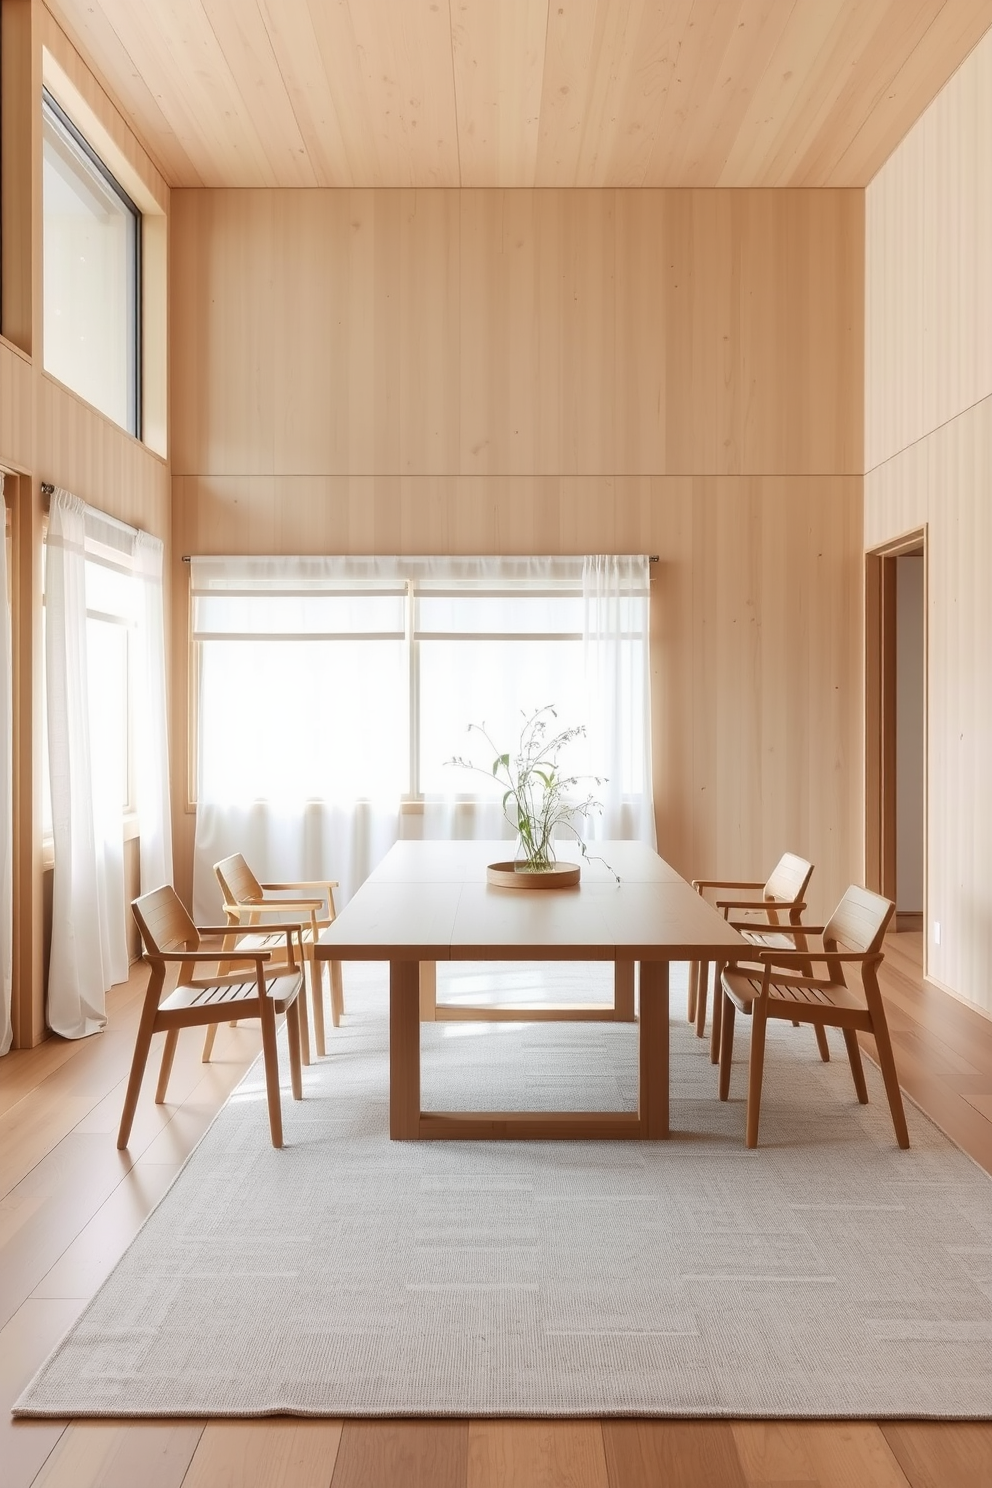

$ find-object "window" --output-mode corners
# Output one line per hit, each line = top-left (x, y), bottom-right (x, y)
(42, 89), (141, 436)
(190, 556), (651, 817)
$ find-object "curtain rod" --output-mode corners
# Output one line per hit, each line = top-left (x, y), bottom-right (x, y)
(181, 554), (660, 563)
(41, 483), (142, 541)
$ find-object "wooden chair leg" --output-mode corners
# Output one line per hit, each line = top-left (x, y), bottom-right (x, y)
(330, 960), (344, 1027)
(687, 960), (698, 1023)
(296, 976), (311, 1067)
(258, 998), (285, 1148)
(201, 1023), (219, 1062)
(117, 999), (160, 1150)
(307, 950), (327, 1056)
(155, 1030), (180, 1103)
(867, 1016), (911, 1149)
(285, 997), (304, 1102)
(814, 1024), (831, 1062)
(841, 1027), (869, 1102)
(710, 961), (725, 1064)
(745, 999), (769, 1149)
(694, 961), (710, 1038)
(718, 993), (736, 1101)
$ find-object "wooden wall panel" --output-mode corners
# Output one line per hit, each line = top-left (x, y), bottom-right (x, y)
(171, 188), (864, 480)
(866, 29), (992, 1015)
(38, 376), (169, 539)
(0, 343), (34, 473)
(866, 24), (992, 472)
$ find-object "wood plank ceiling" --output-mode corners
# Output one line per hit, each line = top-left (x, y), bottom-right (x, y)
(48, 0), (992, 189)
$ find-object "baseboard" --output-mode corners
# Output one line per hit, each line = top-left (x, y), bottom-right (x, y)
(895, 911), (923, 933)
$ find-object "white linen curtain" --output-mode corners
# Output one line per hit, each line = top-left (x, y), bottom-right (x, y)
(192, 555), (654, 919)
(46, 490), (172, 1040)
(0, 477), (12, 1057)
(133, 531), (173, 891)
(582, 554), (656, 847)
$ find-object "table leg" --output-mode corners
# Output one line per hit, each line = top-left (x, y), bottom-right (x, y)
(614, 959), (636, 1021)
(639, 960), (670, 1139)
(419, 961), (437, 1021)
(390, 960), (421, 1139)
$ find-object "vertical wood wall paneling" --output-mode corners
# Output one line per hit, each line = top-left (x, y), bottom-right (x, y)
(1, 0), (35, 356)
(866, 25), (992, 1014)
(171, 188), (864, 479)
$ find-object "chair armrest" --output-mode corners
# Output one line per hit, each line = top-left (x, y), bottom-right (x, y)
(261, 880), (339, 892)
(198, 922), (305, 937)
(692, 878), (764, 892)
(716, 897), (805, 912)
(144, 948), (272, 965)
(753, 949), (880, 966)
(729, 919), (823, 935)
(228, 898), (323, 913)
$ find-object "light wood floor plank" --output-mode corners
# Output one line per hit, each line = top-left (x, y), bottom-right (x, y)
(332, 1420), (466, 1488)
(29, 1421), (204, 1488)
(180, 1420), (341, 1488)
(881, 1422), (992, 1488)
(603, 1420), (747, 1488)
(30, 1161), (182, 1300)
(732, 1421), (912, 1487)
(469, 1420), (609, 1488)
(0, 1298), (81, 1488)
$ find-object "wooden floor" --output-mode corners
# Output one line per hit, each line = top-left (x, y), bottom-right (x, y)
(2, 932), (992, 1488)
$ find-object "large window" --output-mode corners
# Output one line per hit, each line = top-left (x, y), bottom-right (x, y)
(42, 90), (140, 436)
(190, 556), (650, 814)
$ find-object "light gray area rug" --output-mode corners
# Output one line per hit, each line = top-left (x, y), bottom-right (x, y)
(16, 962), (992, 1419)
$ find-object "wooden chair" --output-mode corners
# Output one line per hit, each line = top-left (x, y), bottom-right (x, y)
(214, 853), (343, 1058)
(120, 885), (306, 1150)
(718, 883), (909, 1149)
(689, 852), (815, 1060)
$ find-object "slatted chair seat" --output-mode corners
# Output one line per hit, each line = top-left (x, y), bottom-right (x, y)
(214, 853), (343, 1058)
(161, 971), (304, 1015)
(119, 885), (307, 1151)
(718, 883), (909, 1150)
(722, 967), (867, 1018)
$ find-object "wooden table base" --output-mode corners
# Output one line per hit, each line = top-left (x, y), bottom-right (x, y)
(391, 959), (669, 1140)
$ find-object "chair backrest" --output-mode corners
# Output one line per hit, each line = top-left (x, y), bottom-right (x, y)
(215, 852), (264, 906)
(823, 884), (895, 955)
(762, 852), (814, 907)
(132, 884), (199, 956)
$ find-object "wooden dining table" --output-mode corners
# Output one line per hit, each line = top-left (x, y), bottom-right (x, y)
(314, 839), (745, 1141)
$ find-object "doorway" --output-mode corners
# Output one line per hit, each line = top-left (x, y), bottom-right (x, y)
(865, 530), (926, 940)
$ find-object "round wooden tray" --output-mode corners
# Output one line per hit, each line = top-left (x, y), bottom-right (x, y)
(486, 860), (581, 889)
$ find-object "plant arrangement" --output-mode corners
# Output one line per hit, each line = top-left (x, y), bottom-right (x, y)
(447, 704), (618, 881)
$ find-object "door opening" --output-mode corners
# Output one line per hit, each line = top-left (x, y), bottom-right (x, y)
(865, 532), (926, 942)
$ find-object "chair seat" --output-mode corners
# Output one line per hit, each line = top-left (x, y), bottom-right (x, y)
(723, 966), (867, 1019)
(162, 971), (303, 1015)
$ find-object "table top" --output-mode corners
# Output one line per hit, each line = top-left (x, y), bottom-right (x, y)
(316, 840), (745, 962)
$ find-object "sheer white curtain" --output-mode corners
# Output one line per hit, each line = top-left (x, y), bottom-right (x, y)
(191, 556), (406, 920)
(582, 555), (656, 847)
(133, 532), (173, 891)
(192, 554), (654, 918)
(46, 490), (172, 1040)
(0, 477), (12, 1057)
